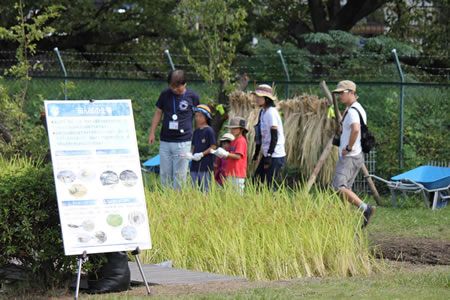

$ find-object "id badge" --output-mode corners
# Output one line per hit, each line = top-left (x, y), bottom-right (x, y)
(169, 121), (179, 130)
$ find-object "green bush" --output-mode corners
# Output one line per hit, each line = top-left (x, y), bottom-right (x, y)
(0, 156), (77, 291)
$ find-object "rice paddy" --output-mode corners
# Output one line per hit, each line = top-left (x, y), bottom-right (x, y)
(139, 179), (374, 281)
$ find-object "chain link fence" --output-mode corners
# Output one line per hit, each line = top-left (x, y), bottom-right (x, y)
(2, 76), (449, 193)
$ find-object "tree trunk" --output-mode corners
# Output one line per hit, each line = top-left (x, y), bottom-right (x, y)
(211, 79), (230, 138)
(0, 123), (13, 144)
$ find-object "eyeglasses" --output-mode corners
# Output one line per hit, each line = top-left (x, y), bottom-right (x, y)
(336, 90), (351, 94)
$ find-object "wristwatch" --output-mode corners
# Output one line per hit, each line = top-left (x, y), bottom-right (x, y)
(346, 145), (352, 151)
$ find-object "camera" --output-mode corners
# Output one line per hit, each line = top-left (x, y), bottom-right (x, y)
(332, 134), (340, 147)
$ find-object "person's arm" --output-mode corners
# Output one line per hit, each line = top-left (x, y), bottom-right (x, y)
(342, 123), (360, 156)
(252, 144), (261, 161)
(201, 144), (216, 156)
(148, 108), (163, 145)
(253, 109), (263, 161)
(203, 128), (217, 155)
(228, 138), (244, 160)
(264, 126), (278, 167)
(267, 126), (278, 156)
(227, 153), (242, 160)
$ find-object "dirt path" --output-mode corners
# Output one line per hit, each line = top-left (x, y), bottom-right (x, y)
(370, 233), (450, 265)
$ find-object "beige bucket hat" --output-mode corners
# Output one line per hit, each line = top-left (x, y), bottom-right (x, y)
(225, 116), (248, 133)
(333, 80), (356, 93)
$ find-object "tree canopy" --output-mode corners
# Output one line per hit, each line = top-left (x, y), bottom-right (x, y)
(0, 0), (448, 81)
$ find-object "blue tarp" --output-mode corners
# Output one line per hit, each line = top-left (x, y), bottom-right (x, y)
(391, 166), (450, 190)
(143, 154), (160, 167)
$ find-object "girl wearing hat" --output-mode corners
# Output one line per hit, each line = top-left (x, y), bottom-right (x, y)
(252, 84), (286, 191)
(213, 116), (248, 195)
(188, 104), (217, 192)
(213, 133), (235, 186)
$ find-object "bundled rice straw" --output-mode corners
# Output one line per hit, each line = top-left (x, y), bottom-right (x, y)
(228, 91), (338, 186)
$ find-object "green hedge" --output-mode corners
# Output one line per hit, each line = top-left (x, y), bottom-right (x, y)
(0, 156), (77, 290)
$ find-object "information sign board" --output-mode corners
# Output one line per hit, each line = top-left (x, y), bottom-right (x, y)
(45, 100), (152, 255)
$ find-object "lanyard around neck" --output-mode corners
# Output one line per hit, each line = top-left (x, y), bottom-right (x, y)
(172, 92), (185, 115)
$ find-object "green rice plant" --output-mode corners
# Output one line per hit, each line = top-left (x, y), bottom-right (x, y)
(139, 181), (374, 280)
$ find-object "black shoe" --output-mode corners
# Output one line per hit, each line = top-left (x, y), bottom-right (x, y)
(362, 205), (376, 228)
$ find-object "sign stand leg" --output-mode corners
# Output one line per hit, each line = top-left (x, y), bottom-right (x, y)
(131, 247), (151, 295)
(74, 250), (87, 300)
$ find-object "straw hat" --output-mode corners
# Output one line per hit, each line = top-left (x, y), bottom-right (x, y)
(252, 84), (276, 101)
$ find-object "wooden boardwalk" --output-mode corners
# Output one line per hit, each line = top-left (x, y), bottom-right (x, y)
(129, 262), (247, 285)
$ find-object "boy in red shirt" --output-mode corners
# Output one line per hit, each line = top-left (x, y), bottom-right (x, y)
(213, 116), (248, 195)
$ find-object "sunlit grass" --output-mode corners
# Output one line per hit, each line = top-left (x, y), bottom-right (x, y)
(367, 204), (450, 240)
(138, 177), (375, 280)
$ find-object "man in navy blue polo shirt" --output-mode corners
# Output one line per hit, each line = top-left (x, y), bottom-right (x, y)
(148, 70), (200, 189)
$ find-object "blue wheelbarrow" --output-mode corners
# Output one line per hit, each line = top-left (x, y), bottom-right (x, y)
(370, 166), (450, 210)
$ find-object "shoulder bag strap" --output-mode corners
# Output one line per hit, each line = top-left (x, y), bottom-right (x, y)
(351, 106), (367, 129)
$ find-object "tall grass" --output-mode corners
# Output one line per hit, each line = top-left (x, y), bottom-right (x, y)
(139, 179), (374, 280)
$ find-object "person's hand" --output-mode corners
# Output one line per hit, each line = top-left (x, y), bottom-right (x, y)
(342, 145), (352, 157)
(148, 132), (156, 145)
(184, 152), (194, 160)
(214, 147), (229, 158)
(342, 149), (350, 157)
(192, 152), (204, 161)
(263, 156), (272, 169)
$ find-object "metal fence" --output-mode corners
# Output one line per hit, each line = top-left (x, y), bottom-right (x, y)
(353, 151), (377, 193)
(2, 75), (449, 190)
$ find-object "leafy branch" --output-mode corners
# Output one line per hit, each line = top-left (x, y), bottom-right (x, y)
(0, 1), (62, 153)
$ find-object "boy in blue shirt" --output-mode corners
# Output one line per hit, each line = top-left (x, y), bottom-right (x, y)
(188, 104), (217, 192)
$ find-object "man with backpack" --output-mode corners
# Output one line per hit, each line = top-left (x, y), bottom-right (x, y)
(332, 80), (375, 228)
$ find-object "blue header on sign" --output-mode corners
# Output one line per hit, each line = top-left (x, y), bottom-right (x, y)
(46, 102), (131, 117)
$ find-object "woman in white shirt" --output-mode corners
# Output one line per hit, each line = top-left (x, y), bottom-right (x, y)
(252, 84), (286, 191)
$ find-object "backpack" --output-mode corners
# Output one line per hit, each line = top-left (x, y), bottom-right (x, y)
(351, 107), (376, 153)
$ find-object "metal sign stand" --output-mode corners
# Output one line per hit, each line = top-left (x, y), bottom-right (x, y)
(73, 247), (151, 299)
(132, 247), (151, 295)
(74, 250), (87, 300)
